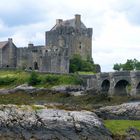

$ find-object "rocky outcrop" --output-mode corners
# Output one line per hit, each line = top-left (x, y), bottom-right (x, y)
(0, 105), (112, 140)
(0, 84), (85, 96)
(96, 102), (140, 120)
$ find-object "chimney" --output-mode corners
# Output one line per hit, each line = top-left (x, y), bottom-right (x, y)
(28, 42), (34, 48)
(75, 14), (81, 27)
(56, 19), (63, 24)
(8, 38), (13, 43)
(8, 38), (13, 47)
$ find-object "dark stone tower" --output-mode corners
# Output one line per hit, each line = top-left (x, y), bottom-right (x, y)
(45, 14), (93, 60)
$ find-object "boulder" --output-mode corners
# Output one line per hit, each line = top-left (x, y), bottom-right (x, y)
(96, 102), (140, 120)
(0, 105), (112, 140)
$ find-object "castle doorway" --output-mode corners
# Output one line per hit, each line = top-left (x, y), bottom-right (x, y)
(34, 62), (39, 70)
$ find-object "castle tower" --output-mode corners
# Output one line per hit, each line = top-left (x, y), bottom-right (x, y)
(45, 14), (93, 60)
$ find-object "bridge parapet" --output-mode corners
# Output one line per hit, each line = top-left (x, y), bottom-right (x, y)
(111, 71), (130, 77)
(130, 71), (140, 77)
(97, 73), (110, 78)
(80, 71), (140, 96)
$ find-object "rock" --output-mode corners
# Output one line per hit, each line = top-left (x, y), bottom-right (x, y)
(0, 105), (112, 140)
(125, 127), (140, 140)
(0, 84), (86, 95)
(96, 102), (140, 120)
(52, 85), (85, 92)
(15, 84), (36, 90)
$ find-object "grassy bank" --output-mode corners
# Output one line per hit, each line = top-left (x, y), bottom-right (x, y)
(104, 120), (140, 135)
(0, 70), (83, 88)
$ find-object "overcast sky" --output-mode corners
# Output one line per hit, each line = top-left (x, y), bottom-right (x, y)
(0, 0), (140, 72)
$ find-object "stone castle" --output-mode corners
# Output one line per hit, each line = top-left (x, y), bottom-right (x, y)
(0, 14), (93, 73)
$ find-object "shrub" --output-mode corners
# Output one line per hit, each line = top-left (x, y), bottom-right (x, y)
(0, 76), (17, 85)
(42, 75), (59, 85)
(28, 71), (41, 86)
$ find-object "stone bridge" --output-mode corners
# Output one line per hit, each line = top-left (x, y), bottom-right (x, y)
(81, 71), (140, 96)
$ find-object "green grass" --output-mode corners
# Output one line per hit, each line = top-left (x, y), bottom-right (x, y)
(0, 91), (135, 111)
(104, 120), (140, 135)
(0, 70), (83, 88)
(0, 70), (29, 88)
(78, 71), (96, 75)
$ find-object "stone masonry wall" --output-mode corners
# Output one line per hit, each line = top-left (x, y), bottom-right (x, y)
(45, 26), (92, 60)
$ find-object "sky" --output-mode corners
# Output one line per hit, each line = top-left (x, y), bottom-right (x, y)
(0, 0), (140, 72)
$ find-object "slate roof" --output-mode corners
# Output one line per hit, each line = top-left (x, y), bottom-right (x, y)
(51, 18), (86, 31)
(0, 41), (8, 49)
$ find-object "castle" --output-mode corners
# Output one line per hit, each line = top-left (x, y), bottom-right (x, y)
(0, 14), (93, 73)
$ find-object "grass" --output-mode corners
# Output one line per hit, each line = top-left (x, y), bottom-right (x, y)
(0, 70), (83, 88)
(0, 91), (135, 110)
(78, 71), (96, 75)
(104, 120), (140, 135)
(0, 70), (29, 88)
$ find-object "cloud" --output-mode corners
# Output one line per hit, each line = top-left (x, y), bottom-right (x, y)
(93, 9), (140, 71)
(0, 0), (48, 26)
(112, 0), (140, 26)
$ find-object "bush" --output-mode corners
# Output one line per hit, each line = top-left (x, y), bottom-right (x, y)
(42, 75), (59, 85)
(0, 77), (17, 85)
(28, 71), (41, 86)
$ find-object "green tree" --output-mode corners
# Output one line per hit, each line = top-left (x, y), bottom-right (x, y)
(135, 62), (140, 70)
(122, 59), (134, 71)
(113, 63), (121, 71)
(113, 59), (140, 71)
(69, 54), (96, 73)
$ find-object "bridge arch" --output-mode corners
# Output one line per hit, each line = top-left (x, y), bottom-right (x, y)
(136, 82), (140, 94)
(114, 79), (131, 96)
(101, 79), (110, 93)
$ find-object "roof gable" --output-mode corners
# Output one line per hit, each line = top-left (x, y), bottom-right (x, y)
(0, 41), (8, 49)
(51, 18), (87, 31)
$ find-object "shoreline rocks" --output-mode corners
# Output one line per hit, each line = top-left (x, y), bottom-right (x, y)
(96, 102), (140, 120)
(0, 84), (86, 96)
(0, 105), (112, 140)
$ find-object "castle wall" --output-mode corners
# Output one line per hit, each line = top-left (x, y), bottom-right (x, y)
(1, 42), (17, 68)
(17, 48), (29, 69)
(0, 49), (2, 67)
(45, 26), (92, 60)
(40, 47), (69, 73)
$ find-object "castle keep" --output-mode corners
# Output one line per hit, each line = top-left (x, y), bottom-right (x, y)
(0, 15), (93, 73)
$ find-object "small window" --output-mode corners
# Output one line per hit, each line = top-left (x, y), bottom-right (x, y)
(79, 42), (82, 49)
(6, 65), (9, 68)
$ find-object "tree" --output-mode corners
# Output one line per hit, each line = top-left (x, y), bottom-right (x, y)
(113, 63), (121, 71)
(69, 54), (96, 73)
(113, 59), (140, 71)
(135, 62), (140, 70)
(122, 59), (134, 71)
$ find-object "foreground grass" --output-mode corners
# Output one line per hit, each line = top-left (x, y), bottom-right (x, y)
(0, 91), (137, 110)
(104, 120), (140, 135)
